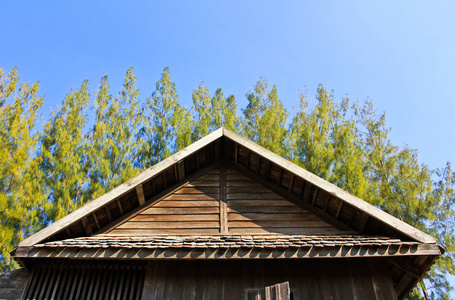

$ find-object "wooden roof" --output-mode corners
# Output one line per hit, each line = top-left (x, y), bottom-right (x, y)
(13, 127), (443, 299)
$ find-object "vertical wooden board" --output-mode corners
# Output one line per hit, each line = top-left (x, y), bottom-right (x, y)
(101, 267), (115, 300)
(27, 267), (41, 300)
(81, 267), (95, 300)
(37, 266), (53, 300)
(55, 264), (72, 300)
(134, 269), (146, 300)
(115, 269), (127, 300)
(48, 267), (63, 300)
(223, 260), (247, 300)
(162, 261), (180, 299)
(252, 260), (265, 293)
(349, 259), (376, 300)
(300, 260), (318, 300)
(368, 259), (398, 300)
(141, 261), (159, 300)
(291, 177), (304, 197)
(181, 261), (197, 300)
(153, 261), (167, 300)
(85, 268), (99, 300)
(319, 260), (345, 300)
(95, 268), (110, 300)
(203, 261), (224, 300)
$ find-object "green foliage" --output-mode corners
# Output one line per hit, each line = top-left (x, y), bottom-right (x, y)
(39, 80), (90, 221)
(289, 86), (369, 200)
(0, 68), (45, 271)
(192, 84), (240, 140)
(0, 66), (454, 299)
(242, 79), (288, 156)
(87, 68), (142, 199)
(138, 67), (193, 168)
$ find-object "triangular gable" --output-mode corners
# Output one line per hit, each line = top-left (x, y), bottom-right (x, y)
(101, 167), (345, 236)
(18, 127), (437, 247)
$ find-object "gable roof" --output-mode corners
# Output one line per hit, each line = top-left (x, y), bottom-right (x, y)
(18, 127), (437, 247)
(13, 127), (444, 299)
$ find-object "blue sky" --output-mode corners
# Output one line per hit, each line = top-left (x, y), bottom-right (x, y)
(1, 1), (455, 170)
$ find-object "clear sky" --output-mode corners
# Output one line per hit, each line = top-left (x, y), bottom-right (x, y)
(1, 1), (455, 170)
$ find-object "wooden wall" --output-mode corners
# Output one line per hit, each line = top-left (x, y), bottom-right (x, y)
(21, 261), (146, 300)
(108, 167), (343, 236)
(0, 268), (29, 300)
(141, 258), (398, 300)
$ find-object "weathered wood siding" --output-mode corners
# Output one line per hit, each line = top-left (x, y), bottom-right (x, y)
(141, 258), (397, 300)
(21, 261), (146, 300)
(110, 169), (222, 235)
(0, 268), (29, 300)
(226, 168), (342, 235)
(108, 167), (343, 235)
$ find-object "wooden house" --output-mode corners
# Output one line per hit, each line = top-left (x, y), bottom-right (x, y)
(11, 128), (443, 299)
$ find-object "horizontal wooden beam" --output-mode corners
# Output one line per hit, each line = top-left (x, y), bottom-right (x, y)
(19, 243), (441, 261)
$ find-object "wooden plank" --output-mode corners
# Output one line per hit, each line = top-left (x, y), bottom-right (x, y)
(311, 188), (319, 206)
(223, 128), (437, 244)
(227, 206), (307, 214)
(81, 216), (93, 235)
(226, 180), (263, 187)
(141, 261), (158, 300)
(228, 220), (333, 228)
(132, 214), (220, 221)
(228, 227), (344, 234)
(154, 200), (220, 207)
(178, 160), (186, 182)
(92, 213), (101, 230)
(227, 200), (298, 207)
(109, 228), (221, 235)
(220, 165), (228, 234)
(234, 142), (238, 162)
(226, 174), (251, 180)
(20, 127), (225, 247)
(143, 207), (220, 215)
(175, 187), (220, 194)
(117, 198), (124, 215)
(186, 180), (220, 187)
(136, 184), (146, 206)
(227, 193), (284, 200)
(98, 162), (222, 234)
(197, 174), (220, 181)
(27, 243), (440, 260)
(335, 200), (343, 219)
(288, 174), (295, 192)
(164, 194), (219, 200)
(117, 221), (221, 229)
(323, 195), (331, 212)
(226, 186), (271, 193)
(105, 206), (112, 222)
(227, 212), (322, 221)
(228, 161), (355, 232)
(37, 266), (52, 300)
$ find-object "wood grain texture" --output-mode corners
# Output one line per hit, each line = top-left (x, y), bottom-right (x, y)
(139, 259), (397, 300)
(225, 168), (342, 235)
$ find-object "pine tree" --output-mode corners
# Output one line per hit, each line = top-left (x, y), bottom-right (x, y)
(242, 79), (288, 156)
(87, 68), (142, 199)
(0, 68), (45, 272)
(39, 80), (90, 221)
(138, 67), (193, 168)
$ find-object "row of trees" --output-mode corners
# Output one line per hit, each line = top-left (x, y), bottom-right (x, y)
(1, 67), (453, 298)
